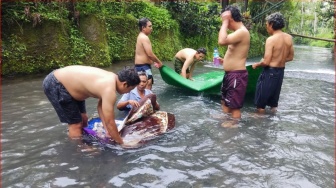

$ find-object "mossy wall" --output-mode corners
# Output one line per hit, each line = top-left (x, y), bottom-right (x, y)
(78, 15), (110, 67)
(2, 20), (72, 76)
(105, 15), (138, 61)
(2, 2), (263, 77)
(2, 13), (182, 77)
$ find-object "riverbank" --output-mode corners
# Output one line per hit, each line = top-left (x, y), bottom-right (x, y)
(2, 1), (266, 77)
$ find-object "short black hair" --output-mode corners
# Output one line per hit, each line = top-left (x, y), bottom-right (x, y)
(223, 5), (242, 22)
(117, 68), (140, 86)
(196, 47), (207, 55)
(138, 17), (151, 31)
(266, 12), (285, 30)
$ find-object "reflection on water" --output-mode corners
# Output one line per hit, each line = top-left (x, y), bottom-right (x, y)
(2, 46), (335, 187)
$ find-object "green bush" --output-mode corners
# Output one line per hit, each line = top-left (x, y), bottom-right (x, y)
(2, 1), (266, 77)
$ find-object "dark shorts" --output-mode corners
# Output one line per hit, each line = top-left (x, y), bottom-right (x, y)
(174, 57), (190, 74)
(42, 71), (86, 124)
(135, 64), (153, 83)
(221, 70), (248, 109)
(254, 67), (285, 109)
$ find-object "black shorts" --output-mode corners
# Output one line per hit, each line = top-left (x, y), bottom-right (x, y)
(42, 71), (86, 124)
(254, 67), (285, 109)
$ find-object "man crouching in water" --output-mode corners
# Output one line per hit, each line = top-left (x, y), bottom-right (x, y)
(218, 5), (250, 127)
(42, 65), (140, 145)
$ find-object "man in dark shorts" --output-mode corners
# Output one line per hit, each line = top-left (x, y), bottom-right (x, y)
(42, 65), (140, 145)
(135, 17), (163, 90)
(221, 70), (248, 110)
(134, 64), (153, 84)
(252, 12), (294, 113)
(218, 5), (250, 122)
(254, 67), (285, 111)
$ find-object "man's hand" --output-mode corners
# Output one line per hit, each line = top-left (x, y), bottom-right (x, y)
(218, 57), (224, 64)
(121, 138), (141, 148)
(252, 62), (259, 69)
(221, 11), (231, 23)
(154, 62), (163, 68)
(81, 113), (88, 127)
(128, 100), (140, 108)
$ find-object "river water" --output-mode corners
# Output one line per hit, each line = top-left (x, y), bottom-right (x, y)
(2, 45), (335, 187)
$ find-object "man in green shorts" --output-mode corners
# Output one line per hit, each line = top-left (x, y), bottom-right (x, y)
(173, 48), (207, 80)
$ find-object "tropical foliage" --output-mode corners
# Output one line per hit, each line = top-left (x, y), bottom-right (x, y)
(1, 0), (334, 77)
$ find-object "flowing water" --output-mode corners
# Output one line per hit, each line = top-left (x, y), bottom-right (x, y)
(2, 45), (335, 187)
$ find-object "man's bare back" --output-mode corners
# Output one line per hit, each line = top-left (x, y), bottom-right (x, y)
(175, 48), (196, 62)
(174, 48), (206, 79)
(264, 31), (294, 67)
(54, 65), (117, 101)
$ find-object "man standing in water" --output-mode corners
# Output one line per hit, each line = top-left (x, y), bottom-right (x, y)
(252, 12), (294, 114)
(218, 5), (250, 125)
(135, 17), (163, 90)
(42, 65), (140, 145)
(173, 47), (207, 80)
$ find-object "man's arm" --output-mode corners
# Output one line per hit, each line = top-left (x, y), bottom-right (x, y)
(142, 35), (163, 67)
(188, 61), (197, 80)
(218, 14), (229, 46)
(286, 41), (294, 62)
(100, 91), (123, 144)
(117, 93), (131, 110)
(218, 11), (245, 46)
(181, 57), (194, 79)
(252, 37), (273, 69)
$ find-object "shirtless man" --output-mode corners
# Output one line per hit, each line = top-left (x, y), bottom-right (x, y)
(252, 12), (294, 113)
(174, 48), (207, 80)
(135, 17), (163, 90)
(218, 5), (250, 120)
(42, 65), (140, 145)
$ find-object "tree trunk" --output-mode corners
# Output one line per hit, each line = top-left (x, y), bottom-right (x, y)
(313, 10), (317, 36)
(243, 0), (248, 12)
(221, 0), (229, 11)
(300, 2), (303, 33)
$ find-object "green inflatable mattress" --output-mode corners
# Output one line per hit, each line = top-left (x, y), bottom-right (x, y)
(159, 65), (261, 95)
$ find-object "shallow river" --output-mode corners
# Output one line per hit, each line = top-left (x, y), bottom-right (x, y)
(2, 45), (335, 187)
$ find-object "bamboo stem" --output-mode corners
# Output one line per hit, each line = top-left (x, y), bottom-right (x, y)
(290, 33), (336, 43)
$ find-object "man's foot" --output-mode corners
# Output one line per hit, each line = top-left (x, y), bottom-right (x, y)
(211, 113), (229, 120)
(250, 112), (265, 119)
(221, 120), (238, 128)
(78, 144), (101, 156)
(270, 107), (277, 114)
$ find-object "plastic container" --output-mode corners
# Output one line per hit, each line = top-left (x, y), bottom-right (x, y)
(213, 48), (220, 66)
